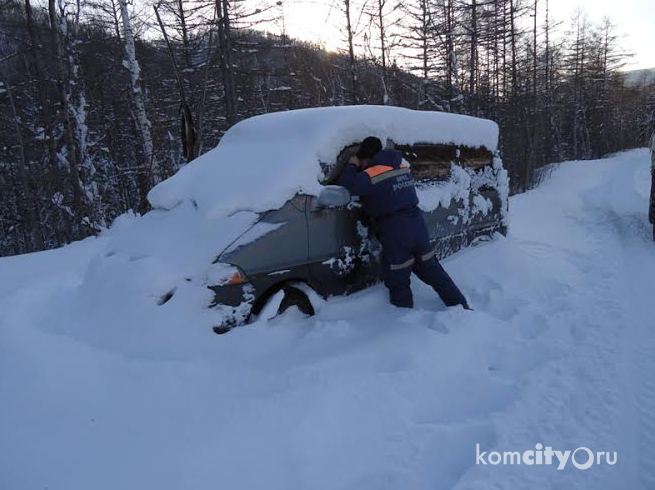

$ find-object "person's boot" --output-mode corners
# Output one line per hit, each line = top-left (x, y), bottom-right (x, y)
(389, 287), (413, 308)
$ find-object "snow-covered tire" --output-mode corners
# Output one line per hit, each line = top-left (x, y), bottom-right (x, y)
(277, 286), (315, 317)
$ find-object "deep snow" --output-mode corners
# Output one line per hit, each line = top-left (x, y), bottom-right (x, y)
(60, 107), (508, 335)
(1, 149), (654, 489)
(148, 106), (499, 218)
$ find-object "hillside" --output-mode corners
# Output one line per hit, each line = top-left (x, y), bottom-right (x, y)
(624, 67), (655, 87)
(2, 0), (653, 258)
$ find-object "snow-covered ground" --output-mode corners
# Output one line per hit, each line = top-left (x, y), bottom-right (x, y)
(1, 149), (654, 489)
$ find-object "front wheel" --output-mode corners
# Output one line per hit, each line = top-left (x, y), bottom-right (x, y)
(277, 286), (315, 316)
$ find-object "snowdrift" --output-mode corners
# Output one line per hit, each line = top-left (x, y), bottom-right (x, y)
(1, 149), (654, 489)
(61, 106), (505, 337)
(147, 106), (500, 218)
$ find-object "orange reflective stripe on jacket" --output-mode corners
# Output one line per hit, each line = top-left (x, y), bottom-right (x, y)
(364, 165), (394, 179)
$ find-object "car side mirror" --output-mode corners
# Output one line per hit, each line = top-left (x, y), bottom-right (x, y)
(317, 185), (351, 208)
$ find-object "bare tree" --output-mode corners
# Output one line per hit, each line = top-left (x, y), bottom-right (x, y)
(365, 0), (400, 104)
(342, 0), (359, 103)
(48, 0), (99, 231)
(118, 0), (157, 211)
(216, 0), (237, 122)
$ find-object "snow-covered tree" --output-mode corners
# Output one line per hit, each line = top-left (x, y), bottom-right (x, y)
(48, 0), (100, 232)
(118, 0), (158, 211)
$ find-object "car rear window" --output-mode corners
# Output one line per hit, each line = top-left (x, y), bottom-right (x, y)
(324, 142), (494, 185)
(396, 144), (493, 182)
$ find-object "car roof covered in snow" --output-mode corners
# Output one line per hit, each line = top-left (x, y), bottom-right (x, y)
(147, 105), (499, 218)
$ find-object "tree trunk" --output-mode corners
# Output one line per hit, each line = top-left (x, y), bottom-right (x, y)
(216, 0), (237, 125)
(377, 0), (389, 104)
(119, 0), (157, 212)
(344, 0), (359, 104)
(0, 69), (41, 251)
(49, 0), (95, 232)
(469, 0), (477, 114)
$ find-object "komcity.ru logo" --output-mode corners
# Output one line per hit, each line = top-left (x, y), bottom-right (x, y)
(475, 443), (618, 471)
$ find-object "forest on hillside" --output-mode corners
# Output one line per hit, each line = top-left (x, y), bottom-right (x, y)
(0, 0), (653, 257)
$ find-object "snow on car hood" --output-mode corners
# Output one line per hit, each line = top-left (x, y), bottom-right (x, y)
(100, 202), (258, 280)
(43, 197), (290, 350)
(73, 203), (260, 323)
(148, 106), (499, 219)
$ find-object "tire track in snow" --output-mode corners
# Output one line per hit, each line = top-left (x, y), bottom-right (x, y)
(587, 156), (655, 490)
(617, 220), (655, 489)
(636, 336), (655, 489)
(454, 153), (652, 489)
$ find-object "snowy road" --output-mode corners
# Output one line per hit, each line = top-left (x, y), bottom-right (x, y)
(1, 149), (654, 489)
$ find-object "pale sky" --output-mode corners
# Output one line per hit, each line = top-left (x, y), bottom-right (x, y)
(548, 0), (654, 70)
(279, 0), (654, 70)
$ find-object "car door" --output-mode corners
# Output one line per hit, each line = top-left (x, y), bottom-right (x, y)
(220, 194), (309, 278)
(461, 147), (500, 232)
(305, 195), (381, 296)
(467, 183), (503, 232)
(419, 183), (469, 259)
(396, 143), (469, 258)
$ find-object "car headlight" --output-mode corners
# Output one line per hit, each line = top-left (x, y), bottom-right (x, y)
(207, 263), (249, 287)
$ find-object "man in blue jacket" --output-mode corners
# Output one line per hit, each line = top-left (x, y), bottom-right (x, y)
(338, 136), (469, 309)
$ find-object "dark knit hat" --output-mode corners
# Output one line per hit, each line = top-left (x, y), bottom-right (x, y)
(356, 136), (383, 160)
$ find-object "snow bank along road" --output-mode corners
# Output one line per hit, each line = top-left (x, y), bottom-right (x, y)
(1, 149), (654, 490)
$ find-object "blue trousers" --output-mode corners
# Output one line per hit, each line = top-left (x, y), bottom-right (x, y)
(378, 210), (468, 309)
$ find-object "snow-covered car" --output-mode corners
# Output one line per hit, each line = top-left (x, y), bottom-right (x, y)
(145, 106), (509, 332)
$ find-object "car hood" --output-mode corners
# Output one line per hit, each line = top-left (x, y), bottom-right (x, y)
(78, 202), (261, 304)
